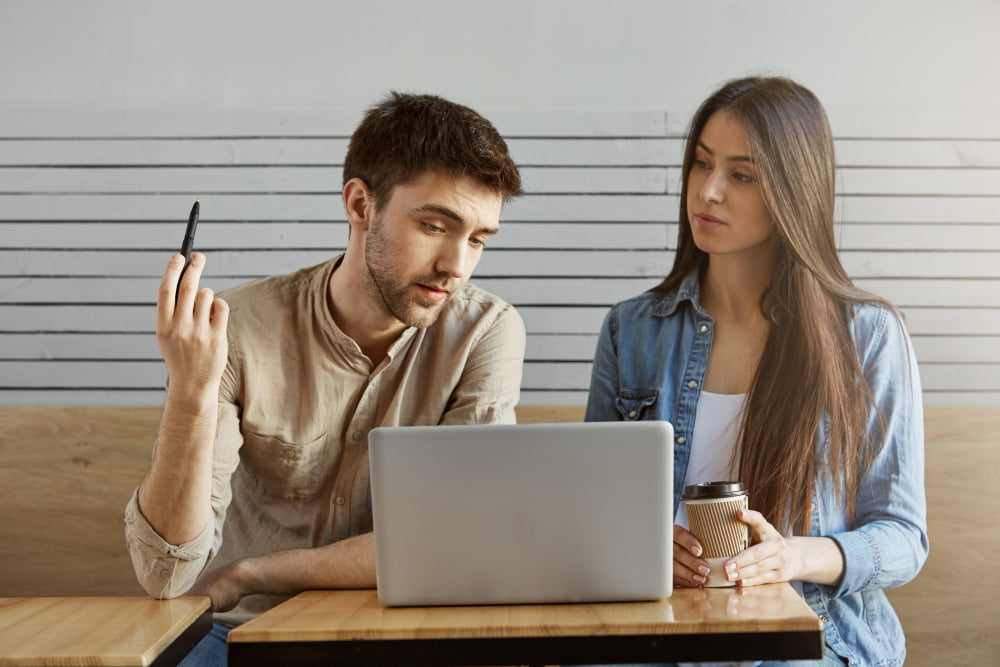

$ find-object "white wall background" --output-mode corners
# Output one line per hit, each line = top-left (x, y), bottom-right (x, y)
(2, 0), (999, 406)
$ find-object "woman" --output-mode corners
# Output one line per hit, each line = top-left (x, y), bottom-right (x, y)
(586, 77), (927, 666)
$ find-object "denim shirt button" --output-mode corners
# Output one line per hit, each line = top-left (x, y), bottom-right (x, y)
(687, 380), (697, 389)
(628, 410), (637, 418)
(676, 435), (686, 444)
(699, 324), (709, 333)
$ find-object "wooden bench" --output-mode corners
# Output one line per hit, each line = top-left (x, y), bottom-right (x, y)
(0, 405), (996, 666)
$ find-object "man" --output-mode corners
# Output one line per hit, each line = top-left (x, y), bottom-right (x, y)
(125, 92), (525, 663)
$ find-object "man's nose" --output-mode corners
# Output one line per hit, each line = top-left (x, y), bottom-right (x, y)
(435, 240), (471, 279)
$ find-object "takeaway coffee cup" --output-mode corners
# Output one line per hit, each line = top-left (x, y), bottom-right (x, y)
(682, 481), (749, 587)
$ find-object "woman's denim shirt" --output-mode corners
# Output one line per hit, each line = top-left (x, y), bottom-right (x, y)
(585, 271), (928, 667)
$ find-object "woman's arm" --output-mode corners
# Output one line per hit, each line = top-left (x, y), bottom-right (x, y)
(826, 305), (928, 595)
(724, 510), (845, 586)
(724, 306), (928, 593)
(585, 308), (622, 422)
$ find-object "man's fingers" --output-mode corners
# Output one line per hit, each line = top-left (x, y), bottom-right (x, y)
(157, 254), (186, 328)
(175, 253), (207, 314)
(193, 287), (215, 325)
(210, 297), (230, 334)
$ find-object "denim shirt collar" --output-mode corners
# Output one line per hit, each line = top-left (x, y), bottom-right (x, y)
(652, 269), (704, 317)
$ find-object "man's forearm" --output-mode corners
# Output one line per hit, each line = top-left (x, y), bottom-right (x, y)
(231, 533), (377, 598)
(137, 388), (219, 545)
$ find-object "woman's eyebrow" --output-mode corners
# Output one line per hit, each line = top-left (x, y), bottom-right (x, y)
(696, 140), (753, 163)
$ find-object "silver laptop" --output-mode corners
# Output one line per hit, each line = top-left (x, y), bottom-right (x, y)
(369, 420), (674, 606)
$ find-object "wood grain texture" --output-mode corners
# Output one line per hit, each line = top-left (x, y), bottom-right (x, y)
(228, 585), (820, 643)
(885, 405), (1000, 667)
(0, 596), (209, 666)
(0, 406), (160, 597)
(0, 405), (996, 667)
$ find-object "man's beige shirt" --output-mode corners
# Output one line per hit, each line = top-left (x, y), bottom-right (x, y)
(124, 257), (525, 625)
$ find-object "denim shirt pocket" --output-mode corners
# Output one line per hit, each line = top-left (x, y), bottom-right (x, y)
(614, 389), (660, 421)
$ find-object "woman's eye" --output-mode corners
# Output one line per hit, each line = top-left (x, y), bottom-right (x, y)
(733, 172), (755, 184)
(693, 159), (710, 170)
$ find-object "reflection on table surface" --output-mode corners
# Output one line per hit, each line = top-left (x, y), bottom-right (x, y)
(0, 596), (211, 667)
(230, 583), (821, 643)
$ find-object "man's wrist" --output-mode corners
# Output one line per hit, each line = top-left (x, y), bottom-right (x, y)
(231, 554), (288, 598)
(163, 385), (219, 420)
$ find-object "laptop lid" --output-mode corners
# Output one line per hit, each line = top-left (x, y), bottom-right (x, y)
(369, 420), (673, 606)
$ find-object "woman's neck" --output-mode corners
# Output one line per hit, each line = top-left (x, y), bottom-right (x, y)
(700, 253), (774, 324)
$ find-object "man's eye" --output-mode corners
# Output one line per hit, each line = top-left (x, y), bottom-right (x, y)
(422, 223), (444, 234)
(470, 237), (487, 249)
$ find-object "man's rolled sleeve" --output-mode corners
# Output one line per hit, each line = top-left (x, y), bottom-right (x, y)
(441, 301), (526, 425)
(124, 489), (214, 598)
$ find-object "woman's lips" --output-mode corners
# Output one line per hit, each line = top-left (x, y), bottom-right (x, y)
(693, 212), (726, 229)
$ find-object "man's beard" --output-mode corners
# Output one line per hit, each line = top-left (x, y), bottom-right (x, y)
(363, 217), (456, 328)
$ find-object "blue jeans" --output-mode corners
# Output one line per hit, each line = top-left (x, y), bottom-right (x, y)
(178, 622), (230, 667)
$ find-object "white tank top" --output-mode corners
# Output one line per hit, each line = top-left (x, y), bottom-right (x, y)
(677, 391), (758, 667)
(675, 390), (747, 530)
(677, 391), (808, 667)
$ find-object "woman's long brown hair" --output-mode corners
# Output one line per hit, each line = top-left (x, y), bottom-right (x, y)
(655, 77), (888, 534)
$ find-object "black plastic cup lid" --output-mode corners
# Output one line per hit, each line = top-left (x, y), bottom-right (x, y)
(682, 481), (747, 500)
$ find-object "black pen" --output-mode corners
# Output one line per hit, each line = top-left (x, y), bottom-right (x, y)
(175, 200), (200, 302)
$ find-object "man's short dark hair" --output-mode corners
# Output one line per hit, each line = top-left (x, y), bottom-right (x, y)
(343, 92), (522, 207)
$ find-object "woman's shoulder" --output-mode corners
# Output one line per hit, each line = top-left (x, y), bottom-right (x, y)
(613, 289), (665, 310)
(848, 299), (911, 360)
(850, 298), (901, 330)
(607, 289), (677, 322)
(611, 273), (698, 317)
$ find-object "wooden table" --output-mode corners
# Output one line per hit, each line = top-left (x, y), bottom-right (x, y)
(228, 585), (823, 666)
(0, 596), (211, 667)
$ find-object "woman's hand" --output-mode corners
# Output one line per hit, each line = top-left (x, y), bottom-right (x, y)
(723, 509), (845, 587)
(722, 509), (793, 586)
(673, 524), (712, 587)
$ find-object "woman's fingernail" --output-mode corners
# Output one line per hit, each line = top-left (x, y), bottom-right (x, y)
(691, 545), (702, 557)
(726, 562), (737, 573)
(728, 571), (739, 581)
(698, 565), (711, 576)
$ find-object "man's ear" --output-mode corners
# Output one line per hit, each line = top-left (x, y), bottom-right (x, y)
(343, 178), (375, 232)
